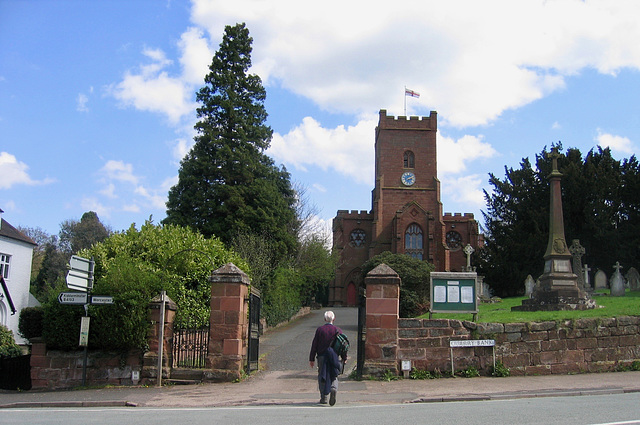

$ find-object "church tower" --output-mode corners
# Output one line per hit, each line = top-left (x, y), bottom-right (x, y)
(329, 110), (479, 306)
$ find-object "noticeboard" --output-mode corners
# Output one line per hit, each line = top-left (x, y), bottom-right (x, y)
(430, 272), (478, 314)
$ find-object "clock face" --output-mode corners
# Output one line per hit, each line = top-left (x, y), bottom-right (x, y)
(401, 171), (415, 186)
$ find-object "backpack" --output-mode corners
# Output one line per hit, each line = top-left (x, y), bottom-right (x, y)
(331, 332), (350, 358)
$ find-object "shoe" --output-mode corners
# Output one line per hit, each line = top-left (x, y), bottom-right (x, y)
(319, 397), (327, 404)
(329, 389), (337, 406)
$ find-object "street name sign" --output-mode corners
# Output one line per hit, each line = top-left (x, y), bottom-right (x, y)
(58, 292), (88, 305)
(90, 295), (114, 305)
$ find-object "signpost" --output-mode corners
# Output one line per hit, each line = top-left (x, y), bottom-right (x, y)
(449, 339), (496, 375)
(58, 255), (115, 386)
(90, 295), (113, 305)
(58, 292), (88, 305)
(66, 255), (94, 292)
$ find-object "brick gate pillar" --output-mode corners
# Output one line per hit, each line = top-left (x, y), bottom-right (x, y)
(143, 294), (177, 381)
(208, 263), (250, 381)
(364, 263), (400, 376)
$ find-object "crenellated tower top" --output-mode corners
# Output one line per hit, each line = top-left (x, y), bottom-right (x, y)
(377, 109), (437, 131)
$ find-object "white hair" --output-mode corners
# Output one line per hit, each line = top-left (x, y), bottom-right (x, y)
(324, 311), (335, 323)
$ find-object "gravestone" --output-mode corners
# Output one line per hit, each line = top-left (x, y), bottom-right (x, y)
(594, 269), (607, 290)
(610, 262), (626, 297)
(524, 275), (535, 298)
(626, 267), (640, 291)
(569, 239), (586, 289)
(583, 264), (592, 291)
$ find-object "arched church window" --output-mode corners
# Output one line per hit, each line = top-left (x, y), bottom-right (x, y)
(350, 229), (366, 247)
(405, 224), (423, 260)
(403, 151), (415, 168)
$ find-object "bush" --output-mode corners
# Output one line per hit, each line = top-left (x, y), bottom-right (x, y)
(0, 324), (22, 358)
(262, 266), (303, 326)
(19, 306), (44, 340)
(42, 281), (85, 350)
(361, 252), (434, 317)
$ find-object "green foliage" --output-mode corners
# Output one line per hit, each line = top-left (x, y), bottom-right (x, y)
(262, 266), (303, 326)
(295, 235), (336, 306)
(41, 221), (245, 351)
(479, 145), (640, 297)
(87, 256), (162, 350)
(379, 369), (400, 381)
(164, 23), (299, 262)
(18, 306), (44, 340)
(492, 361), (511, 377)
(458, 366), (480, 378)
(409, 368), (436, 380)
(59, 211), (111, 254)
(0, 325), (23, 358)
(32, 242), (68, 301)
(42, 281), (86, 350)
(427, 291), (640, 323)
(361, 252), (434, 317)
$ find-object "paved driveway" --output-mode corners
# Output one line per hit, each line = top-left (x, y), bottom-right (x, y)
(260, 307), (358, 372)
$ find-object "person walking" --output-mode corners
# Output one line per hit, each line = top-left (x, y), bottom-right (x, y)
(309, 310), (347, 406)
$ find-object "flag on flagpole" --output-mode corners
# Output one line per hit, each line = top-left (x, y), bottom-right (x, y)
(405, 88), (420, 98)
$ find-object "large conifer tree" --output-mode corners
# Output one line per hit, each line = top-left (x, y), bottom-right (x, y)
(478, 145), (640, 297)
(164, 23), (298, 260)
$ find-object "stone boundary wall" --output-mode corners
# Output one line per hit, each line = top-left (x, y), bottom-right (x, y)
(397, 316), (640, 376)
(30, 339), (142, 389)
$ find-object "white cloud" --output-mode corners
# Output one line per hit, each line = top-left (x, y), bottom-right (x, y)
(99, 183), (117, 199)
(178, 27), (214, 85)
(80, 197), (111, 219)
(108, 48), (197, 125)
(441, 174), (487, 209)
(312, 183), (327, 193)
(0, 152), (55, 189)
(437, 134), (498, 175)
(100, 160), (139, 185)
(189, 0), (640, 127)
(76, 93), (89, 112)
(596, 129), (635, 154)
(268, 115), (376, 185)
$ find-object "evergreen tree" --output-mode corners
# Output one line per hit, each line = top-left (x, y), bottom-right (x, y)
(478, 145), (640, 297)
(164, 23), (298, 260)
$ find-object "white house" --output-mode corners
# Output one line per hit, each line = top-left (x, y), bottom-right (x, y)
(0, 209), (38, 345)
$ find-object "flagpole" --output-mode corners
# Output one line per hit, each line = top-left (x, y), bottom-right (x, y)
(404, 86), (407, 116)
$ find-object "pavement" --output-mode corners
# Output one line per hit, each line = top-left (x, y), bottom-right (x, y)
(2, 307), (640, 408)
(2, 369), (640, 409)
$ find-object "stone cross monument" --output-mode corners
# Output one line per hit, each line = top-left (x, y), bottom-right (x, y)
(569, 239), (586, 289)
(463, 244), (475, 272)
(513, 148), (596, 311)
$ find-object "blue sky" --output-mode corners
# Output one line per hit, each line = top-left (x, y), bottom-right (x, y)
(1, 0), (639, 240)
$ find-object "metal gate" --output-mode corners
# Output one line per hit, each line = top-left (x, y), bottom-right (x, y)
(356, 287), (366, 379)
(171, 327), (209, 368)
(246, 287), (261, 373)
(0, 354), (31, 390)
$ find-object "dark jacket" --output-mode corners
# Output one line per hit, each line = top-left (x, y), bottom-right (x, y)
(318, 347), (341, 395)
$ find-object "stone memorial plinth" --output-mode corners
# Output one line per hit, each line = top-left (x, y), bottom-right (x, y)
(513, 149), (596, 311)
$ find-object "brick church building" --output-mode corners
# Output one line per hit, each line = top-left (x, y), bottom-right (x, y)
(329, 110), (481, 306)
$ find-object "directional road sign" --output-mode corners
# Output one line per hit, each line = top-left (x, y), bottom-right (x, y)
(66, 255), (94, 292)
(90, 295), (114, 305)
(58, 292), (89, 305)
(70, 255), (92, 273)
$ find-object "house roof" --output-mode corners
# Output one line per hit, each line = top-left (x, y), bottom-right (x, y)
(0, 218), (37, 246)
